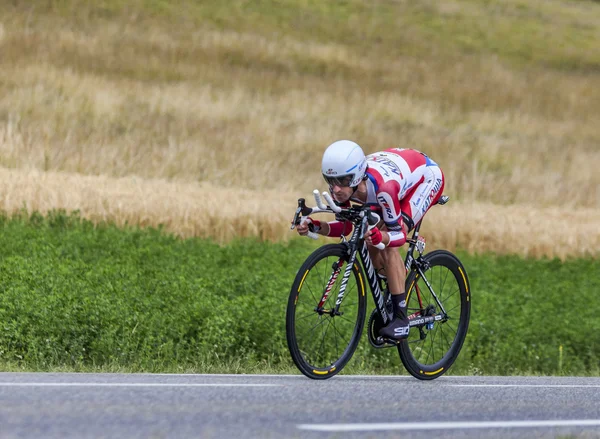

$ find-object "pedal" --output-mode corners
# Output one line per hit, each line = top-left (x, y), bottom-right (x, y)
(372, 336), (397, 348)
(368, 309), (396, 348)
(376, 336), (401, 346)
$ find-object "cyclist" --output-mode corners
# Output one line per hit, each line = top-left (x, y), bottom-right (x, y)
(296, 140), (445, 340)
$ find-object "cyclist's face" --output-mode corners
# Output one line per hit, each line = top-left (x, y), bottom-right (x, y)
(323, 174), (354, 202)
(330, 184), (353, 203)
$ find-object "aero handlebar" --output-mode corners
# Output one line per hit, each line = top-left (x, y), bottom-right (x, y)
(291, 190), (385, 249)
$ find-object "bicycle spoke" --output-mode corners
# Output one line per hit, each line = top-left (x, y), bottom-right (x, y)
(440, 287), (460, 303)
(316, 317), (334, 363)
(426, 326), (439, 363)
(332, 319), (341, 357)
(333, 323), (349, 356)
(337, 314), (358, 325)
(440, 326), (454, 349)
(440, 267), (450, 301)
(303, 280), (321, 306)
(297, 316), (330, 340)
(442, 320), (458, 335)
(321, 256), (329, 297)
(294, 312), (319, 322)
(444, 302), (461, 315)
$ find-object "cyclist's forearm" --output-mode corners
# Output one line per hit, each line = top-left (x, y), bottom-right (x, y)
(386, 229), (406, 247)
(384, 222), (408, 247)
(317, 222), (330, 236)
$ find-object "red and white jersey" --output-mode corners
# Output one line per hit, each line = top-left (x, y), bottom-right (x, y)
(356, 148), (444, 247)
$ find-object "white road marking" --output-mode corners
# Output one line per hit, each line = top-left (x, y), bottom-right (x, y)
(298, 420), (600, 432)
(188, 374), (455, 380)
(0, 382), (280, 387)
(446, 384), (600, 388)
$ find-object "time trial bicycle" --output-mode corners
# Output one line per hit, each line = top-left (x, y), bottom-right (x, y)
(286, 190), (471, 380)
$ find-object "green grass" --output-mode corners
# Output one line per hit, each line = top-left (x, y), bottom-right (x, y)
(0, 211), (598, 375)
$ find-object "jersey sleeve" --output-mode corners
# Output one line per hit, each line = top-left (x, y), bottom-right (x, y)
(375, 181), (407, 247)
(325, 220), (353, 237)
(325, 199), (353, 237)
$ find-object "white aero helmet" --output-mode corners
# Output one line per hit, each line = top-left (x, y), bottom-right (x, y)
(321, 140), (367, 188)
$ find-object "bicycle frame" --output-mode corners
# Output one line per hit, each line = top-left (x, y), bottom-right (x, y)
(350, 221), (448, 332)
(288, 193), (469, 380)
(291, 191), (450, 335)
(302, 209), (447, 333)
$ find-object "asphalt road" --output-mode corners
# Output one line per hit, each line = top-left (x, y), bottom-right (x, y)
(1, 373), (600, 439)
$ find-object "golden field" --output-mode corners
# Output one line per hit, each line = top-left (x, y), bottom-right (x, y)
(0, 0), (598, 258)
(1, 168), (598, 260)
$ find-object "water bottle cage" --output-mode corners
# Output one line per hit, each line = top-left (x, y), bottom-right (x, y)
(415, 236), (426, 256)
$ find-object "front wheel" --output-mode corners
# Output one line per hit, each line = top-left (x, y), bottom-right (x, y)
(398, 250), (471, 380)
(286, 244), (366, 379)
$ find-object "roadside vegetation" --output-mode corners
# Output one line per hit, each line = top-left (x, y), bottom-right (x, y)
(0, 213), (598, 376)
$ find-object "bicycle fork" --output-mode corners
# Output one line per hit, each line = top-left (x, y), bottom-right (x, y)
(315, 259), (342, 312)
(315, 250), (358, 316)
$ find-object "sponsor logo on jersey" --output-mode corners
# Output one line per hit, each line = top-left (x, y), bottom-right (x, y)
(421, 178), (443, 214)
(369, 155), (403, 178)
(381, 158), (402, 177)
(377, 195), (393, 218)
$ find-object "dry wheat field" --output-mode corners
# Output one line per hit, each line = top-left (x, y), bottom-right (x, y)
(0, 0), (598, 258)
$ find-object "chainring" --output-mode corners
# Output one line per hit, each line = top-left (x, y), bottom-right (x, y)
(368, 282), (396, 348)
(367, 307), (396, 349)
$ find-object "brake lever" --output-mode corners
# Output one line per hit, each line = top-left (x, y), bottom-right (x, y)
(290, 198), (312, 229)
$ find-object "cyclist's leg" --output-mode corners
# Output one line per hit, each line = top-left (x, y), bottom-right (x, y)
(367, 224), (405, 289)
(367, 244), (386, 278)
(377, 224), (405, 292)
(377, 223), (411, 340)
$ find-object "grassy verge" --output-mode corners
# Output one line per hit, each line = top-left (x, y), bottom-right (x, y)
(0, 212), (598, 375)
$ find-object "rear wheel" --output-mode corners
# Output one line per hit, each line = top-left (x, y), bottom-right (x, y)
(398, 250), (471, 380)
(286, 244), (366, 379)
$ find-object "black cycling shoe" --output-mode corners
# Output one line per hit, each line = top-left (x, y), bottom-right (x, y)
(379, 314), (410, 340)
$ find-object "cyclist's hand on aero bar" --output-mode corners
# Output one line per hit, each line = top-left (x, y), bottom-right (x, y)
(296, 217), (321, 236)
(365, 227), (388, 248)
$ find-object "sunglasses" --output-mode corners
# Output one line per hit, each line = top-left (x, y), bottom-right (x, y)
(323, 174), (353, 187)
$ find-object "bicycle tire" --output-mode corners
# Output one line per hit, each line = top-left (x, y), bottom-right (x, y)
(398, 249), (471, 380)
(286, 243), (367, 379)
